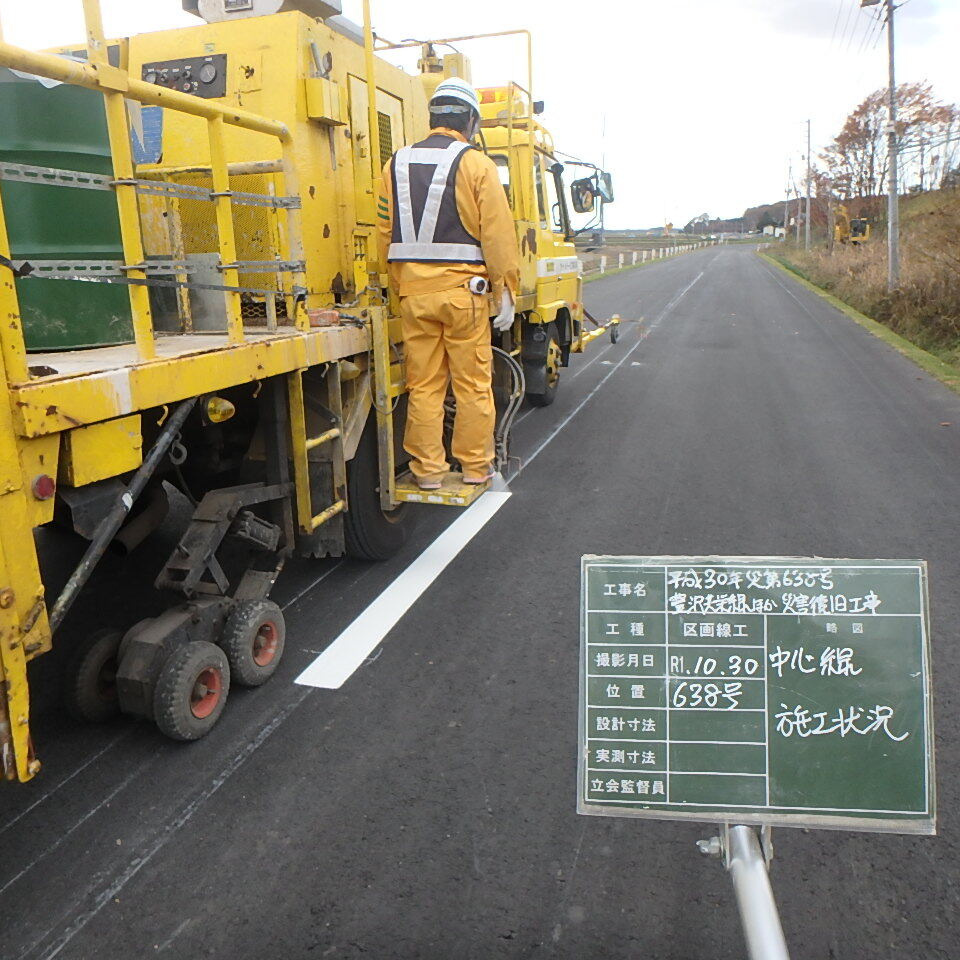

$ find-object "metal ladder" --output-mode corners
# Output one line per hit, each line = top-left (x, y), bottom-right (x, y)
(287, 362), (348, 533)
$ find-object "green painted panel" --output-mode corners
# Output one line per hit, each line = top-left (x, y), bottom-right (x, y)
(0, 71), (133, 351)
(578, 557), (935, 834)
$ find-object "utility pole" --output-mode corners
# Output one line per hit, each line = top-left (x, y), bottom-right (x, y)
(804, 119), (812, 250)
(884, 0), (901, 290)
(783, 161), (792, 240)
(827, 191), (836, 254)
(863, 0), (900, 290)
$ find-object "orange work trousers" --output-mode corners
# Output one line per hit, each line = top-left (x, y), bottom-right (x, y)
(399, 285), (495, 482)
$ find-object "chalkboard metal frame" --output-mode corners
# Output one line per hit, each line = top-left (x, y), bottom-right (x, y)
(577, 556), (936, 835)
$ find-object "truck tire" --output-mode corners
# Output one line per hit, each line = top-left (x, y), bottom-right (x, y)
(64, 629), (123, 723)
(343, 416), (415, 561)
(153, 640), (230, 741)
(219, 600), (285, 687)
(526, 325), (562, 407)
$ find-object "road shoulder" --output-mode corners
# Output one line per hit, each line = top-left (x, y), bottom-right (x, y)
(759, 250), (960, 396)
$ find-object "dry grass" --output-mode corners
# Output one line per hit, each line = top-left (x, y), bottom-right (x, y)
(778, 190), (960, 364)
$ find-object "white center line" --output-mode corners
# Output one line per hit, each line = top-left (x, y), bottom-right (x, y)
(295, 482), (512, 689)
(295, 269), (704, 691)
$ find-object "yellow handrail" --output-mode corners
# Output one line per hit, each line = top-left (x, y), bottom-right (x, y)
(82, 0), (157, 358)
(376, 29), (534, 114)
(207, 116), (245, 345)
(0, 0), (302, 370)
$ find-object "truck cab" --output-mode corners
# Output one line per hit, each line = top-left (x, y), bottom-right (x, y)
(475, 84), (615, 406)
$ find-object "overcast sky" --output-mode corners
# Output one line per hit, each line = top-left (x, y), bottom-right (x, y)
(3, 0), (958, 228)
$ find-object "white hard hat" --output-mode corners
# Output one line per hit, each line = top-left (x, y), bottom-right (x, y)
(430, 77), (481, 117)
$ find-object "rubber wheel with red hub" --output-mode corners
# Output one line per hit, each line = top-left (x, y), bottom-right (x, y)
(219, 600), (285, 687)
(153, 640), (230, 741)
(63, 629), (123, 723)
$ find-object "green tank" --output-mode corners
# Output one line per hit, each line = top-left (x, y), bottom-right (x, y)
(0, 69), (133, 351)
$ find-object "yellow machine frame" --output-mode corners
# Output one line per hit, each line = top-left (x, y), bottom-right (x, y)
(0, 2), (618, 782)
(0, 0), (399, 781)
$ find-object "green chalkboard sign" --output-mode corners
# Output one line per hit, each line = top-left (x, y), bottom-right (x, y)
(577, 557), (935, 834)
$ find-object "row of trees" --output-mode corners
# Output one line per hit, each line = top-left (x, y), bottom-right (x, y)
(679, 84), (957, 235)
(821, 82), (960, 199)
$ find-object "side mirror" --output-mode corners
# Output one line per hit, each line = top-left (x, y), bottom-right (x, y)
(571, 178), (595, 214)
(596, 171), (614, 204)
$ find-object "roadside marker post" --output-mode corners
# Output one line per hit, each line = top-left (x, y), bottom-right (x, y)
(578, 556), (936, 959)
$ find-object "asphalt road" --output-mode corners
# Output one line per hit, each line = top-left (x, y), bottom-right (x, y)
(2, 244), (958, 959)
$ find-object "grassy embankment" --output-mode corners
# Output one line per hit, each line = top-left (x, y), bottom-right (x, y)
(768, 190), (960, 367)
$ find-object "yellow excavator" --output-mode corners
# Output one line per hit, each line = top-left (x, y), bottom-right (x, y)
(834, 203), (871, 246)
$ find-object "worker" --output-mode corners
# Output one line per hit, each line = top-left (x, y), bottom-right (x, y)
(377, 77), (520, 490)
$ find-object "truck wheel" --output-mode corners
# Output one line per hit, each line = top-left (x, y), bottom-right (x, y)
(219, 600), (285, 687)
(344, 416), (415, 560)
(610, 322), (621, 344)
(153, 641), (230, 741)
(526, 327), (561, 407)
(64, 629), (123, 722)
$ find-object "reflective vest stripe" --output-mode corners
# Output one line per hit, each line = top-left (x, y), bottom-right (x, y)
(419, 149), (459, 244)
(393, 148), (419, 250)
(388, 139), (484, 264)
(387, 242), (485, 263)
(405, 147), (458, 164)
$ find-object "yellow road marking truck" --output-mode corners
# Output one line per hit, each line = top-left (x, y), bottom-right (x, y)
(0, 0), (619, 781)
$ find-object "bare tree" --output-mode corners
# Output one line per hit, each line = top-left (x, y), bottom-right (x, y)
(822, 83), (959, 198)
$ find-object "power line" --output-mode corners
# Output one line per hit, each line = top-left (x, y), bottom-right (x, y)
(838, 0), (858, 50)
(830, 0), (846, 46)
(844, 4), (872, 51)
(857, 8), (885, 55)
(847, 6), (877, 52)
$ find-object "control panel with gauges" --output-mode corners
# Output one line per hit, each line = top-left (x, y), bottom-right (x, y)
(141, 55), (228, 99)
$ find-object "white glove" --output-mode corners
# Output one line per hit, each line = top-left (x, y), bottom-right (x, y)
(492, 288), (515, 332)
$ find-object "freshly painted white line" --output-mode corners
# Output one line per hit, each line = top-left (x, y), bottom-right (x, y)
(295, 482), (513, 690)
(297, 269), (702, 691)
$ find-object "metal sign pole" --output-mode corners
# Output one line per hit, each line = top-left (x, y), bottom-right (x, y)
(727, 826), (791, 960)
(700, 825), (791, 960)
(580, 556), (935, 958)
